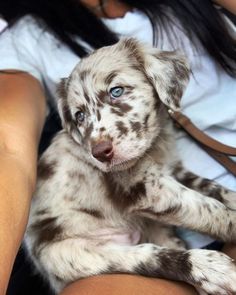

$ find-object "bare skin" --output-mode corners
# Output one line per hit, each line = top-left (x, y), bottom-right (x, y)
(80, 0), (132, 18)
(214, 0), (236, 14)
(0, 1), (235, 295)
(80, 0), (236, 17)
(60, 275), (198, 295)
(0, 71), (46, 295)
(59, 246), (236, 295)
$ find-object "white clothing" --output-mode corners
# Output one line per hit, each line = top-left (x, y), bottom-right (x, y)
(0, 18), (7, 32)
(0, 11), (235, 248)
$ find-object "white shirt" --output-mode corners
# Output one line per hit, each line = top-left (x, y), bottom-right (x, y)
(0, 18), (7, 31)
(0, 11), (235, 248)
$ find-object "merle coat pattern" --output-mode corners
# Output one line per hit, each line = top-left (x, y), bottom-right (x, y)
(25, 38), (236, 295)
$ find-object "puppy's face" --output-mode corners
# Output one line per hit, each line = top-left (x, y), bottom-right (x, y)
(58, 39), (190, 172)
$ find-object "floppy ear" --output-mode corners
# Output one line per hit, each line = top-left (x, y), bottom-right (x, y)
(119, 38), (190, 111)
(57, 77), (82, 143)
(57, 77), (71, 128)
(143, 49), (190, 111)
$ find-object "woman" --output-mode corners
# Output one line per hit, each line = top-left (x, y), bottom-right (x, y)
(0, 1), (235, 295)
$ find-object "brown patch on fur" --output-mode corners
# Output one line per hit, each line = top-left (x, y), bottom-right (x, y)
(137, 203), (182, 218)
(57, 78), (68, 100)
(176, 172), (198, 188)
(134, 249), (192, 282)
(84, 92), (91, 103)
(173, 167), (224, 202)
(80, 70), (90, 82)
(64, 195), (76, 202)
(116, 103), (133, 113)
(172, 60), (190, 81)
(97, 90), (107, 103)
(158, 250), (192, 281)
(31, 217), (62, 251)
(131, 121), (142, 137)
(105, 175), (146, 209)
(111, 108), (124, 117)
(116, 121), (128, 137)
(36, 209), (49, 216)
(60, 99), (73, 125)
(38, 159), (57, 180)
(83, 123), (94, 142)
(105, 72), (118, 85)
(67, 170), (86, 181)
(97, 109), (101, 121)
(122, 38), (145, 68)
(100, 127), (106, 132)
(74, 208), (104, 219)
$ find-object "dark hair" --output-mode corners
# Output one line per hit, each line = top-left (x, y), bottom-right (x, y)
(1, 0), (236, 76)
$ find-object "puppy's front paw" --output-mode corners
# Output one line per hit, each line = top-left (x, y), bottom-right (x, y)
(162, 237), (187, 250)
(189, 249), (236, 295)
(222, 190), (236, 211)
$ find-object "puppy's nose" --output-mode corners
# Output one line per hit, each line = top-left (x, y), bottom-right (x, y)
(92, 141), (114, 162)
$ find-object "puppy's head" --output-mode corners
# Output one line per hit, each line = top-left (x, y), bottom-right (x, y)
(57, 38), (190, 172)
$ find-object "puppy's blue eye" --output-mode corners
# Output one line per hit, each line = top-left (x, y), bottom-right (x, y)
(110, 87), (124, 99)
(75, 110), (85, 123)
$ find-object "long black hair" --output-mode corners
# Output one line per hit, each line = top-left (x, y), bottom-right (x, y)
(1, 0), (236, 76)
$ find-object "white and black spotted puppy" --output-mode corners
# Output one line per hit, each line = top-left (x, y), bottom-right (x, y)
(25, 38), (236, 294)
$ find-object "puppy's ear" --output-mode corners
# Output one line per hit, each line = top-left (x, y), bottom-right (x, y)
(57, 77), (71, 128)
(119, 38), (190, 111)
(57, 78), (82, 143)
(143, 50), (190, 111)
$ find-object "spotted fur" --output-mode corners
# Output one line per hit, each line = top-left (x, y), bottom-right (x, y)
(25, 38), (236, 294)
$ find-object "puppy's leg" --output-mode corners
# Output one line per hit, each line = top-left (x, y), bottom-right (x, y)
(129, 174), (236, 242)
(172, 162), (236, 210)
(36, 239), (236, 295)
(143, 221), (186, 250)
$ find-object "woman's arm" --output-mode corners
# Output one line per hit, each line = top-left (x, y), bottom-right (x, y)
(213, 0), (236, 14)
(0, 71), (46, 295)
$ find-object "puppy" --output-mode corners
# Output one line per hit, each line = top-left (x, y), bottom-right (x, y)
(25, 38), (236, 294)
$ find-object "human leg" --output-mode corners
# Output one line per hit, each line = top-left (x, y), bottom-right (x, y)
(59, 274), (198, 295)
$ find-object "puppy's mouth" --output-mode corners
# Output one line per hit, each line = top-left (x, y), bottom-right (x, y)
(101, 157), (138, 172)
